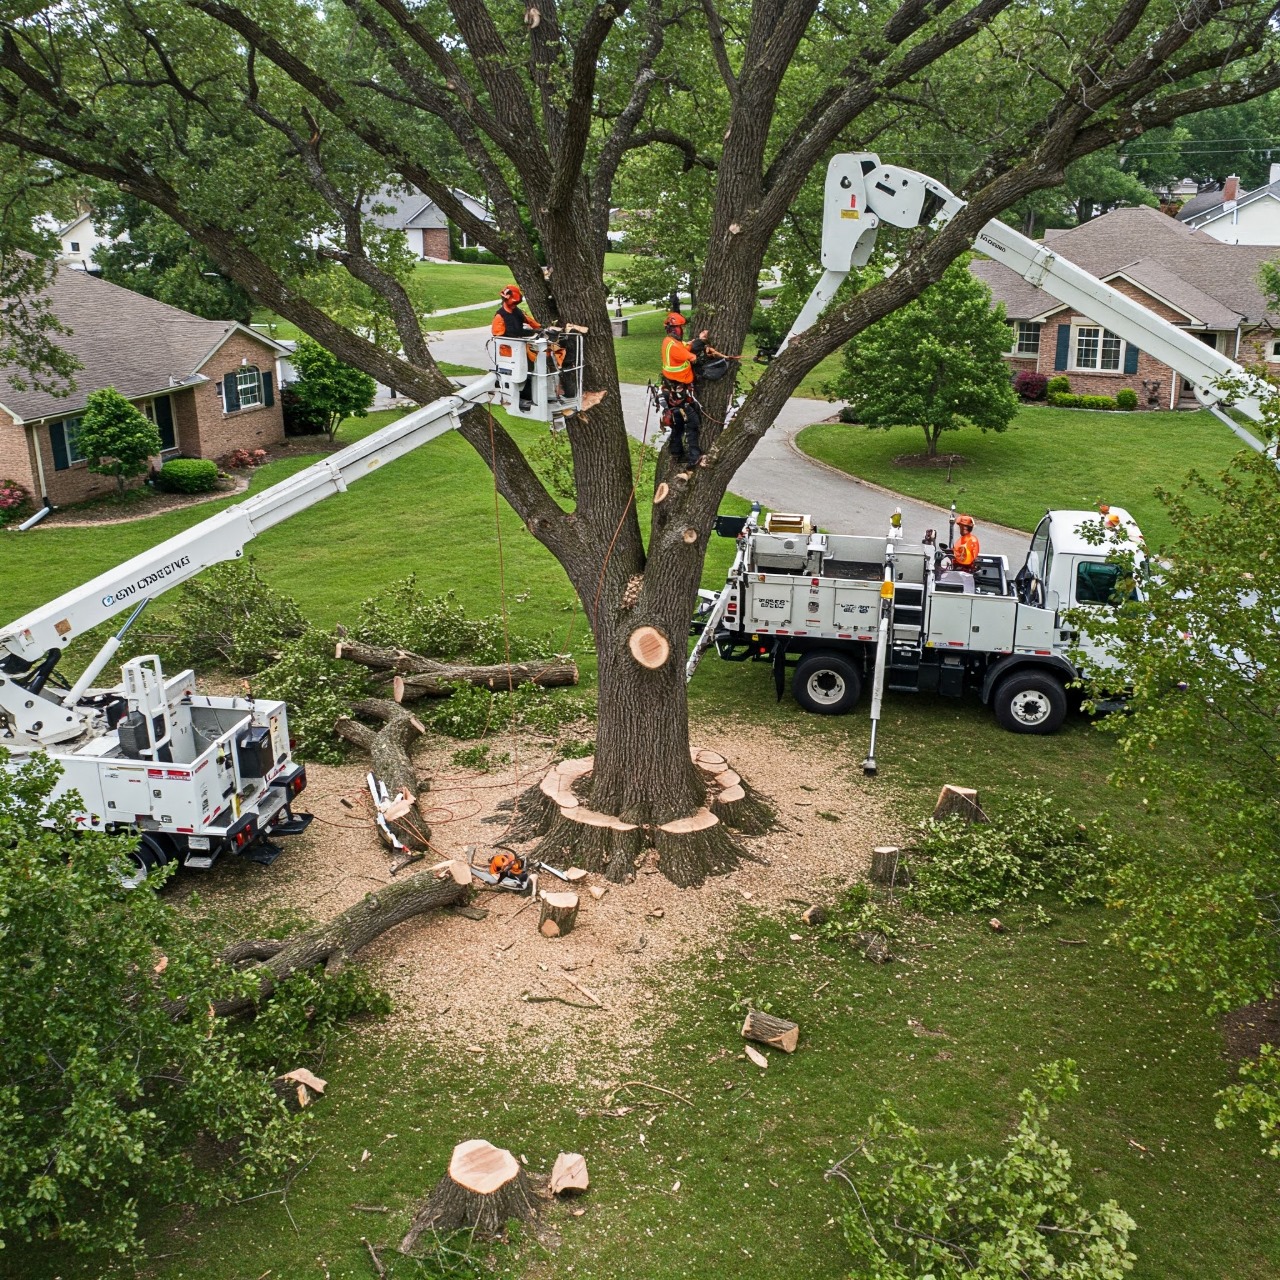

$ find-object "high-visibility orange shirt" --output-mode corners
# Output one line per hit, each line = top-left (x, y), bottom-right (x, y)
(952, 533), (980, 568)
(661, 335), (696, 384)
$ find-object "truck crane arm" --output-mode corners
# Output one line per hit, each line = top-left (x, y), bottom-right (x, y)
(1, 373), (497, 746)
(782, 154), (1274, 456)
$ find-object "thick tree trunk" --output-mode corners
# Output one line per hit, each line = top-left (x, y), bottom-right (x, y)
(401, 1140), (537, 1249)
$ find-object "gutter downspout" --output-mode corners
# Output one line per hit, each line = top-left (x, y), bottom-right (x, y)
(17, 423), (53, 530)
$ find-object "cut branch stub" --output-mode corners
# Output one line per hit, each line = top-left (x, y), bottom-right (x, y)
(653, 481), (670, 504)
(628, 625), (670, 669)
(400, 1139), (536, 1251)
(549, 1152), (589, 1195)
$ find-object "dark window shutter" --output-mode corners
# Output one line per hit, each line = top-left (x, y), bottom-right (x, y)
(50, 421), (70, 471)
(223, 372), (240, 412)
(154, 395), (176, 449)
(1123, 344), (1139, 375)
(262, 370), (275, 407)
(1054, 324), (1071, 371)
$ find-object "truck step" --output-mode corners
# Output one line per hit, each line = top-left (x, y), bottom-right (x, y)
(239, 840), (285, 867)
(183, 853), (216, 870)
(272, 810), (314, 837)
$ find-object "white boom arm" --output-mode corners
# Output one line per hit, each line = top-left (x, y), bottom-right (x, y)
(782, 154), (1274, 454)
(1, 374), (497, 746)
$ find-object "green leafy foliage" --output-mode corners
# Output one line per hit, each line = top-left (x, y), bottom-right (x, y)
(1115, 389), (1138, 410)
(904, 790), (1111, 914)
(450, 743), (510, 771)
(155, 457), (219, 493)
(1079, 448), (1280, 1011)
(76, 387), (162, 493)
(528, 428), (577, 504)
(289, 339), (377, 442)
(419, 679), (594, 741)
(1048, 392), (1119, 410)
(1217, 1044), (1280, 1158)
(836, 1061), (1137, 1279)
(1046, 375), (1071, 395)
(835, 260), (1018, 458)
(0, 753), (358, 1256)
(817, 883), (899, 944)
(142, 559), (308, 675)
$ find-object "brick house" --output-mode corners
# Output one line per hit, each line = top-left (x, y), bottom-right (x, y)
(971, 206), (1280, 410)
(361, 184), (495, 260)
(0, 266), (289, 507)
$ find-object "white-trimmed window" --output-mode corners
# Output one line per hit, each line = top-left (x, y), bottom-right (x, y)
(1012, 321), (1041, 356)
(1074, 324), (1123, 371)
(236, 366), (263, 407)
(1267, 338), (1280, 363)
(50, 416), (85, 470)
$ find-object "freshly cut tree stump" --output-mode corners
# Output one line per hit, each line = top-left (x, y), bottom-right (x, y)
(801, 904), (828, 927)
(932, 784), (989, 824)
(400, 1139), (536, 1250)
(539, 891), (580, 937)
(548, 1152), (589, 1195)
(741, 1009), (800, 1053)
(868, 846), (910, 888)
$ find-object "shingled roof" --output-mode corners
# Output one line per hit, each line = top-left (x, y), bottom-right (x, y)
(0, 266), (286, 424)
(972, 206), (1279, 330)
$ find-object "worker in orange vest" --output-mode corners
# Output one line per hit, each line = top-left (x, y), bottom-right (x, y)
(951, 514), (980, 572)
(493, 285), (541, 410)
(660, 312), (710, 463)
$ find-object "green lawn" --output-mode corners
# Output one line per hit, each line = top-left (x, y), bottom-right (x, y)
(796, 404), (1248, 550)
(4, 408), (1278, 1278)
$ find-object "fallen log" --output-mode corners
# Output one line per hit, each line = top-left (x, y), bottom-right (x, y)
(335, 640), (578, 700)
(171, 861), (471, 1020)
(334, 697), (430, 851)
(400, 1140), (537, 1250)
(741, 1009), (800, 1053)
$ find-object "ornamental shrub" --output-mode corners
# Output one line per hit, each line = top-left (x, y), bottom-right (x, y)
(0, 477), (31, 525)
(1116, 388), (1139, 410)
(76, 386), (162, 494)
(155, 457), (219, 493)
(1046, 374), (1071, 395)
(1048, 392), (1119, 411)
(281, 383), (329, 436)
(1013, 370), (1048, 401)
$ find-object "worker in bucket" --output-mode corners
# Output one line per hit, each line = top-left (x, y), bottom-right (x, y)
(951, 514), (980, 572)
(492, 284), (541, 411)
(660, 312), (711, 463)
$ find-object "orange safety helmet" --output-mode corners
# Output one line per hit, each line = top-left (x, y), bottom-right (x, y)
(956, 514), (975, 531)
(665, 311), (687, 329)
(501, 284), (523, 304)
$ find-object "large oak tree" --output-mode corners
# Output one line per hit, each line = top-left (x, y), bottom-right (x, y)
(3, 0), (1279, 883)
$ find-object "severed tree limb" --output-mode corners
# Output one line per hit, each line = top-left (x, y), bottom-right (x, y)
(334, 697), (432, 851)
(171, 862), (472, 1021)
(335, 640), (578, 700)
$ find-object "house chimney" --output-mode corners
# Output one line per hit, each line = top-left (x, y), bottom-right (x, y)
(1223, 175), (1240, 203)
(1270, 162), (1280, 186)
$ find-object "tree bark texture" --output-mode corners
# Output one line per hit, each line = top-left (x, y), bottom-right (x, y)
(334, 697), (432, 851)
(741, 1010), (800, 1054)
(401, 1140), (537, 1250)
(538, 891), (580, 938)
(334, 640), (578, 700)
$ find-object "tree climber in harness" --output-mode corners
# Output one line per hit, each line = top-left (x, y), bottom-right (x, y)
(660, 312), (733, 464)
(493, 284), (542, 411)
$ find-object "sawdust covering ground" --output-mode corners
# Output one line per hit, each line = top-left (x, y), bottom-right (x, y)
(186, 721), (897, 1076)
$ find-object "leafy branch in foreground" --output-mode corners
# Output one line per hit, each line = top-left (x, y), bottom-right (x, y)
(831, 1061), (1136, 1279)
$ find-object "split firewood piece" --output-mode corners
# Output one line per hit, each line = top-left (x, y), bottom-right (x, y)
(588, 885), (608, 901)
(932, 784), (989, 824)
(801, 904), (828, 927)
(539, 891), (580, 938)
(280, 1067), (327, 1095)
(399, 1139), (537, 1251)
(628, 625), (670, 670)
(691, 747), (727, 769)
(868, 846), (909, 888)
(744, 1044), (768, 1069)
(549, 1152), (590, 1196)
(741, 1009), (800, 1054)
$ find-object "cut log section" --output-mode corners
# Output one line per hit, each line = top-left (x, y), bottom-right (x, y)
(539, 891), (580, 937)
(336, 640), (578, 700)
(400, 1139), (536, 1251)
(549, 1152), (589, 1196)
(868, 846), (910, 888)
(741, 1009), (800, 1053)
(801, 904), (828, 927)
(334, 697), (430, 851)
(932, 784), (989, 823)
(628, 625), (671, 669)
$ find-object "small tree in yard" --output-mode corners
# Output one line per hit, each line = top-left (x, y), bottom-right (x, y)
(289, 338), (377, 442)
(76, 387), (162, 494)
(836, 261), (1018, 459)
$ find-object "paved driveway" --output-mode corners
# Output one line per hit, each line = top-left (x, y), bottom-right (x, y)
(429, 325), (1031, 566)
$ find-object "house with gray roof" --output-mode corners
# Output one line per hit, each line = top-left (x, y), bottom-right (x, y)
(973, 205), (1280, 410)
(362, 185), (494, 260)
(1176, 167), (1280, 246)
(1, 266), (289, 508)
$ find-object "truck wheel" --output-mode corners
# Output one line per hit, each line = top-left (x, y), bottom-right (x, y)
(117, 833), (172, 890)
(793, 652), (863, 715)
(992, 671), (1067, 735)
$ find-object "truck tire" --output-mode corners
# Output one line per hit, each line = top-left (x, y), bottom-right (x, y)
(992, 671), (1067, 735)
(792, 651), (863, 715)
(118, 833), (172, 890)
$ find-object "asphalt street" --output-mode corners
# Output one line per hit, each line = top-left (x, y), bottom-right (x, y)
(428, 324), (1031, 565)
